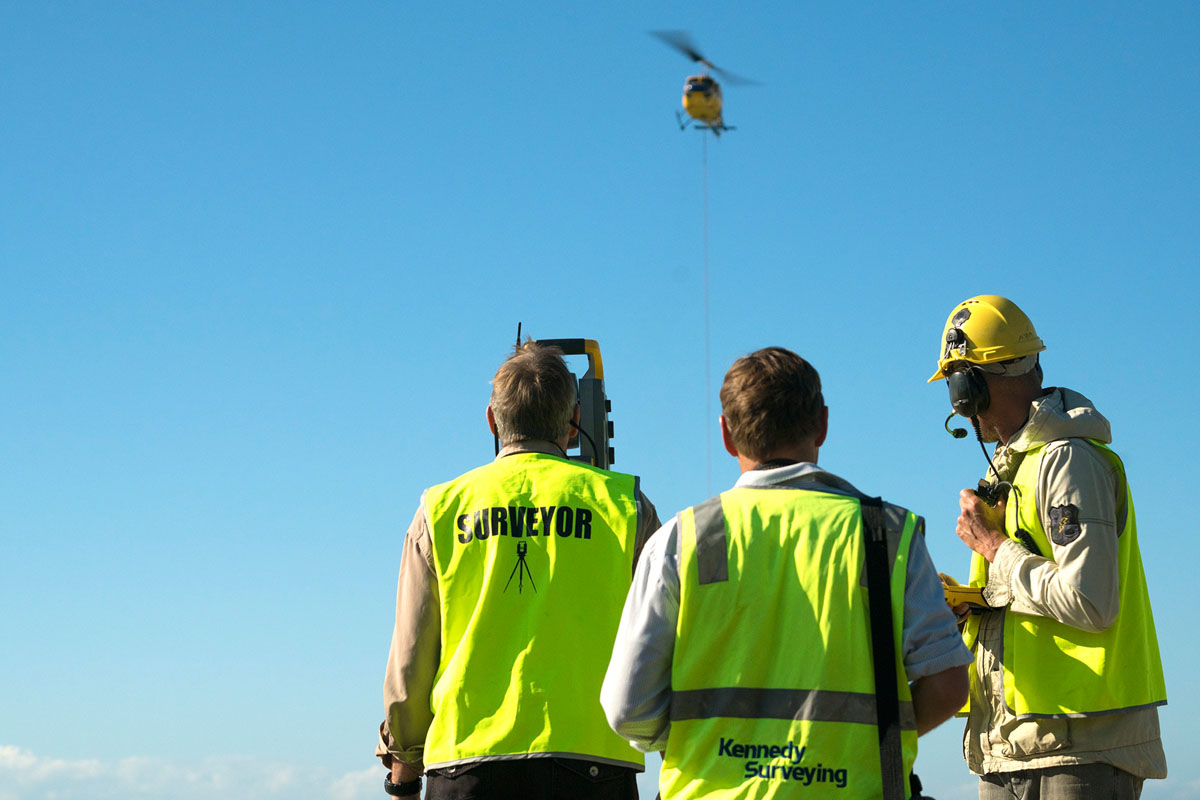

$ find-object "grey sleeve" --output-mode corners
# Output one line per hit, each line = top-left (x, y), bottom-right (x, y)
(601, 517), (679, 753)
(987, 440), (1121, 631)
(901, 518), (973, 680)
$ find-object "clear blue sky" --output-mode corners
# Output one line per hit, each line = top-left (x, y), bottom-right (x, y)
(2, 2), (1198, 798)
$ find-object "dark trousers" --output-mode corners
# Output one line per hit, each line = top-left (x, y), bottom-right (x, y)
(979, 764), (1144, 800)
(426, 758), (638, 800)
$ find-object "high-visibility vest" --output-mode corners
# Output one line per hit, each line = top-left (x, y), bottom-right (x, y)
(962, 440), (1166, 717)
(663, 487), (919, 799)
(422, 452), (644, 770)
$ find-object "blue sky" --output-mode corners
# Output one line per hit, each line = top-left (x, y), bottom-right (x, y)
(2, 2), (1198, 798)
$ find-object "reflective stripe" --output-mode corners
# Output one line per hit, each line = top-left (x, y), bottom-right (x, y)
(671, 687), (916, 730)
(706, 482), (910, 576)
(692, 496), (728, 585)
(1011, 698), (1166, 721)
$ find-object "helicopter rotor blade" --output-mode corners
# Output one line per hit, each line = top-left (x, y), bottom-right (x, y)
(649, 30), (712, 70)
(708, 64), (760, 87)
(650, 29), (760, 85)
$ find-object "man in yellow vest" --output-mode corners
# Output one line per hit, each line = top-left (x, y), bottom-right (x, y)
(602, 347), (970, 799)
(376, 342), (660, 800)
(930, 295), (1167, 798)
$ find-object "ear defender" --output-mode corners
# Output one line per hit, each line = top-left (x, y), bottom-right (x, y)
(947, 366), (990, 418)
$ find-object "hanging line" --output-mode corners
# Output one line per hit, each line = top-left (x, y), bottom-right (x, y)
(702, 131), (712, 497)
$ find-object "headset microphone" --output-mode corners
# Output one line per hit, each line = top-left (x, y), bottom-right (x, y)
(944, 413), (968, 439)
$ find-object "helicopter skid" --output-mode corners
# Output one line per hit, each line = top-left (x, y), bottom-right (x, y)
(675, 111), (734, 136)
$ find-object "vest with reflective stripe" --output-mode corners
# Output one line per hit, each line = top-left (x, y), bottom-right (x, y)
(664, 487), (919, 799)
(963, 440), (1166, 717)
(423, 453), (643, 769)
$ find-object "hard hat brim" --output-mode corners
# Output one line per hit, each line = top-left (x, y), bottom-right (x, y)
(927, 367), (947, 384)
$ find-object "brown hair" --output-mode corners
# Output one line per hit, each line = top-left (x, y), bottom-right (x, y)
(720, 347), (824, 461)
(490, 341), (576, 445)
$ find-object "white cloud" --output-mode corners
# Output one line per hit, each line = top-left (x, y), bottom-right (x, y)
(330, 766), (378, 800)
(0, 745), (377, 800)
(1167, 777), (1200, 799)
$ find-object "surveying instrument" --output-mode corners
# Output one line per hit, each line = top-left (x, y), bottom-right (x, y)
(493, 328), (617, 470)
(534, 337), (615, 469)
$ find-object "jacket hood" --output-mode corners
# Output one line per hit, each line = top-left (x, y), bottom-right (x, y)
(1005, 387), (1112, 455)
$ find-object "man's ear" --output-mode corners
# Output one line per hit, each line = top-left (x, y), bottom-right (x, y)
(571, 403), (581, 429)
(813, 405), (829, 448)
(486, 405), (498, 437)
(719, 415), (740, 458)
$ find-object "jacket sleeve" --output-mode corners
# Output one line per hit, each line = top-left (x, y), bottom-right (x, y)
(633, 489), (663, 569)
(984, 440), (1122, 632)
(376, 502), (441, 771)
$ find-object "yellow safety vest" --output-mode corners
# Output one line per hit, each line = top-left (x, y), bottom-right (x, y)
(664, 487), (919, 799)
(963, 440), (1166, 717)
(423, 452), (644, 770)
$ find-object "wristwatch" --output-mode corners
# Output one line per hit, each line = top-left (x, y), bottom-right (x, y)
(384, 771), (422, 797)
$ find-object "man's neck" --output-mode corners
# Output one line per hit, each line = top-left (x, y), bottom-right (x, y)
(737, 446), (818, 474)
(991, 390), (1044, 445)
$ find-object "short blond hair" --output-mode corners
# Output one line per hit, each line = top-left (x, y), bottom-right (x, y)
(490, 342), (576, 445)
(720, 347), (824, 461)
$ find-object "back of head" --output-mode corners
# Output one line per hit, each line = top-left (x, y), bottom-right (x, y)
(490, 342), (576, 445)
(720, 347), (824, 462)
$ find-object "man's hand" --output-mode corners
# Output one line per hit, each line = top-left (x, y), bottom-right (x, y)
(956, 489), (1008, 562)
(938, 573), (971, 626)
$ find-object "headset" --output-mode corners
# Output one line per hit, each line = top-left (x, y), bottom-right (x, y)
(947, 365), (990, 419)
(942, 323), (992, 419)
(940, 326), (1000, 487)
(943, 323), (1044, 423)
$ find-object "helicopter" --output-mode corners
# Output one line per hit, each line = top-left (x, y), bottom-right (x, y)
(652, 30), (758, 137)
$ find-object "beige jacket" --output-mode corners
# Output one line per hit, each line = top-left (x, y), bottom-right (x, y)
(375, 440), (661, 772)
(964, 388), (1166, 778)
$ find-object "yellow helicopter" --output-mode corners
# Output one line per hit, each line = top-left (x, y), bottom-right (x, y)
(652, 30), (758, 137)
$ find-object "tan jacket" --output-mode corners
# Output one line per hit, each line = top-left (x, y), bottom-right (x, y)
(375, 441), (661, 772)
(964, 388), (1166, 778)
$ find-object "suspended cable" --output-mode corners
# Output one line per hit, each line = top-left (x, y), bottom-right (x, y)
(702, 132), (712, 496)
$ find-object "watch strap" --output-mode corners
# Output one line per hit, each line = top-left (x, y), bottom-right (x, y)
(383, 772), (422, 796)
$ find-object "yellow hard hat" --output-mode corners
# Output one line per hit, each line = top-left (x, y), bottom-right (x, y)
(927, 295), (1045, 382)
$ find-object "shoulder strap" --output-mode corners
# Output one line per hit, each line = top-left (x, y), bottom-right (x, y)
(861, 496), (905, 800)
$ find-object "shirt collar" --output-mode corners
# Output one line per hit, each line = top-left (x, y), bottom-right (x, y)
(733, 461), (863, 497)
(496, 439), (568, 459)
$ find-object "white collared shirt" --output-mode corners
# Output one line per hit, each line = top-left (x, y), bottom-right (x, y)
(600, 462), (971, 752)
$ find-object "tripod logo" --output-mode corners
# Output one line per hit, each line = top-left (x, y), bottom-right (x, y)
(504, 541), (537, 594)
